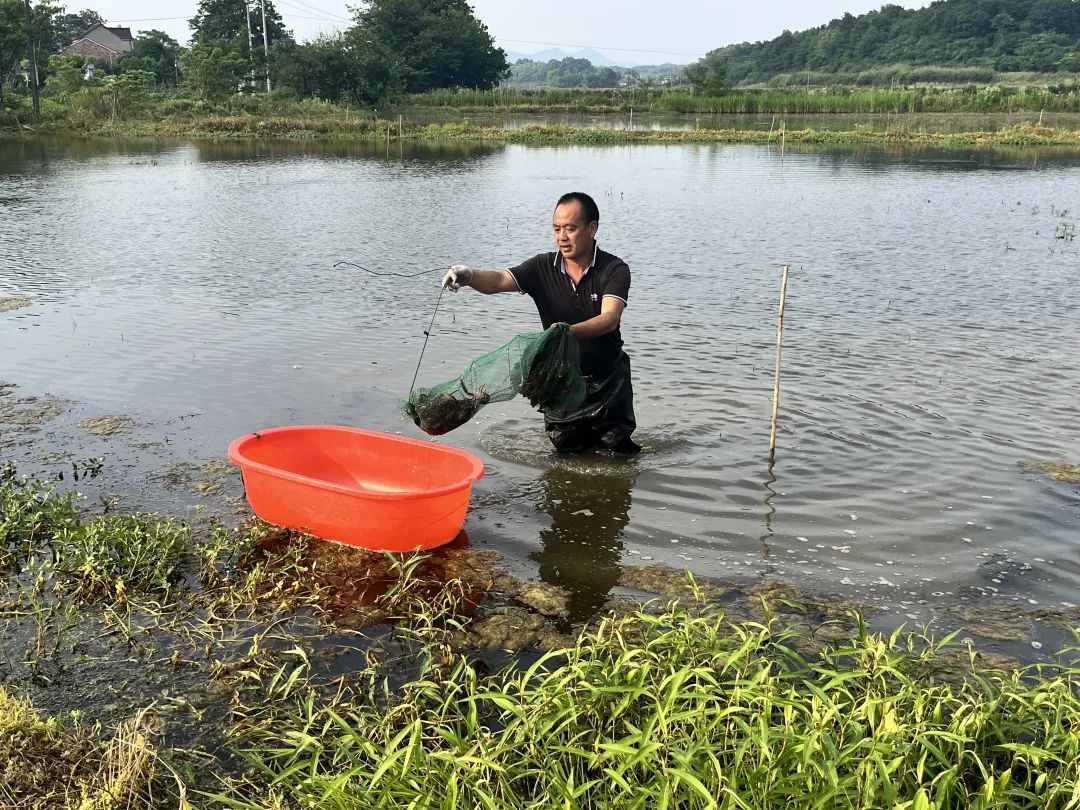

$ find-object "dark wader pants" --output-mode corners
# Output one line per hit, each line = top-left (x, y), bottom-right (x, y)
(542, 352), (638, 453)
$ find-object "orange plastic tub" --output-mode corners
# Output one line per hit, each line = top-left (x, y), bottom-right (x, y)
(227, 425), (484, 551)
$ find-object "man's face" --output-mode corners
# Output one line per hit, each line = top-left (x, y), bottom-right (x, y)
(552, 201), (598, 263)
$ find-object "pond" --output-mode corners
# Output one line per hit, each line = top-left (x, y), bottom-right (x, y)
(1, 135), (1078, 641)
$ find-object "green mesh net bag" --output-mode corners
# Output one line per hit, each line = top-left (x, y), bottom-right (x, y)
(403, 323), (586, 436)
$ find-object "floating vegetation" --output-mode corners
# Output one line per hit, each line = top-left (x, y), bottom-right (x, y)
(1022, 460), (1080, 483)
(618, 562), (736, 603)
(154, 458), (239, 498)
(0, 383), (69, 450)
(194, 459), (236, 496)
(460, 606), (570, 651)
(77, 414), (136, 436)
(0, 294), (35, 313)
(0, 465), (187, 598)
(950, 604), (1032, 642)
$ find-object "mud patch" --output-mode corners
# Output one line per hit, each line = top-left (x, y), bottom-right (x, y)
(78, 415), (136, 436)
(0, 295), (35, 313)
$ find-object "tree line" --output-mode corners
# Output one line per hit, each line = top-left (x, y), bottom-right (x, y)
(0, 0), (509, 114)
(4, 0), (1080, 122)
(702, 0), (1080, 85)
(503, 58), (686, 90)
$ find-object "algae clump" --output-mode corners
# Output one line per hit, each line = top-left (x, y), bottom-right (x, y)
(1022, 460), (1080, 484)
(0, 295), (35, 314)
(78, 415), (136, 436)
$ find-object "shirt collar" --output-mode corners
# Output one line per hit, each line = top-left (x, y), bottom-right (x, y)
(555, 242), (598, 275)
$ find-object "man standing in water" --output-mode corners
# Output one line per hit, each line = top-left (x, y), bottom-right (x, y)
(443, 192), (640, 456)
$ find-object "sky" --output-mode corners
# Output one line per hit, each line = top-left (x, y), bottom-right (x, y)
(83, 0), (932, 62)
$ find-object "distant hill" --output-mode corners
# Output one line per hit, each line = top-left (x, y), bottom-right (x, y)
(505, 47), (620, 67)
(709, 0), (1080, 83)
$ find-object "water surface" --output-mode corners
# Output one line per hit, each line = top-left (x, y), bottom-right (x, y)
(2, 135), (1078, 632)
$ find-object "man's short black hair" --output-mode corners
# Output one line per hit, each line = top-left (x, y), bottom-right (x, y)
(556, 192), (600, 225)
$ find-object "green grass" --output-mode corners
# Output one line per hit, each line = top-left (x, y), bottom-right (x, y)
(0, 462), (80, 569)
(407, 84), (1080, 115)
(216, 600), (1080, 809)
(0, 463), (189, 598)
(51, 513), (190, 600)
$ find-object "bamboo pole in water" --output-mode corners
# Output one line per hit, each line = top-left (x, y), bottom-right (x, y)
(769, 265), (790, 461)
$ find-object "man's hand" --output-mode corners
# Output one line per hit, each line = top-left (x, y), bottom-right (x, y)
(442, 265), (474, 291)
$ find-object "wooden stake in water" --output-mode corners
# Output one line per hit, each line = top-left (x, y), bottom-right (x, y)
(769, 265), (790, 461)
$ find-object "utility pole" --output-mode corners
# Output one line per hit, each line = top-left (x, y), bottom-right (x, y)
(245, 0), (255, 93)
(260, 0), (271, 93)
(22, 0), (40, 118)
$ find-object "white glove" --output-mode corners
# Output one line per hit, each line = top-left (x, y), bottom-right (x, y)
(442, 264), (474, 291)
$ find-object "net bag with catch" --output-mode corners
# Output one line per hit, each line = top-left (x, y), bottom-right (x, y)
(403, 323), (586, 435)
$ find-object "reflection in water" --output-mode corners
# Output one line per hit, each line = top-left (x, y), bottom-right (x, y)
(530, 463), (637, 620)
(760, 463), (777, 561)
(190, 137), (503, 166)
(0, 135), (505, 174)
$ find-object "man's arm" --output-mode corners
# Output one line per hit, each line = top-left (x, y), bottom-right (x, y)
(443, 265), (519, 295)
(570, 297), (625, 339)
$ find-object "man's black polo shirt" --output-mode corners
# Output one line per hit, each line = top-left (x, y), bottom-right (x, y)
(508, 245), (630, 377)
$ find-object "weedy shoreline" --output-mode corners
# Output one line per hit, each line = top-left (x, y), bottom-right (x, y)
(5, 118), (1080, 148)
(2, 464), (1079, 808)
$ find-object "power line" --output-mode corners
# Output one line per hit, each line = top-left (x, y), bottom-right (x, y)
(277, 0), (350, 23)
(103, 16), (189, 22)
(106, 13), (343, 24)
(99, 15), (703, 60)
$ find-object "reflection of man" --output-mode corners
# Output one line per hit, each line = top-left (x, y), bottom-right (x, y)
(442, 192), (640, 457)
(531, 465), (636, 619)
